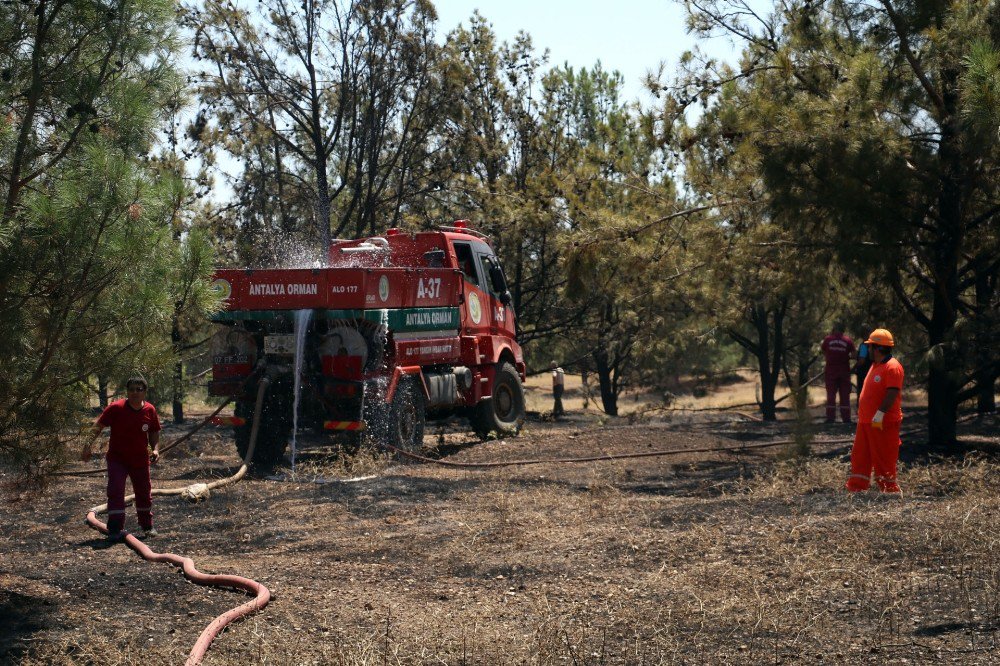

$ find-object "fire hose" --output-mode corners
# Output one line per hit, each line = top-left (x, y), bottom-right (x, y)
(383, 434), (860, 468)
(70, 363), (921, 660)
(382, 418), (927, 469)
(83, 376), (272, 666)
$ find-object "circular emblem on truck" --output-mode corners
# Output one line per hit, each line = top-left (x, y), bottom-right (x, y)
(468, 291), (482, 324)
(210, 278), (232, 300)
(378, 275), (389, 302)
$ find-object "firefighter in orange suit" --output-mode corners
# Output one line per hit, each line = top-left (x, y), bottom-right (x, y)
(846, 329), (903, 493)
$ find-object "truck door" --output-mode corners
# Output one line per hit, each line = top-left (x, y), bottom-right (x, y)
(454, 241), (491, 337)
(477, 251), (516, 339)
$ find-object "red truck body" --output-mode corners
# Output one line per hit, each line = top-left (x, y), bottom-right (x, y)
(208, 224), (526, 465)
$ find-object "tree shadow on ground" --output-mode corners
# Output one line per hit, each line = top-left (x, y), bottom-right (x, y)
(912, 621), (983, 637)
(0, 591), (58, 662)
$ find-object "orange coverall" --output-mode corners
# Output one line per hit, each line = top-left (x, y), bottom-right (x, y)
(846, 355), (904, 493)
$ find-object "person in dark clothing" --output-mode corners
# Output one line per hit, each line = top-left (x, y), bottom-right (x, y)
(550, 361), (565, 419)
(853, 329), (872, 409)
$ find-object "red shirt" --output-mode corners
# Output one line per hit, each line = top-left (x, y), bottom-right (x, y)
(97, 399), (161, 466)
(821, 333), (855, 374)
(858, 356), (904, 423)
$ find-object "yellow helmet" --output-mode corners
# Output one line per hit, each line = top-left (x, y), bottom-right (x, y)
(865, 328), (894, 347)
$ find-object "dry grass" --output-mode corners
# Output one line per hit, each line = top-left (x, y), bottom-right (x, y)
(524, 370), (773, 415)
(3, 385), (997, 665)
(524, 370), (929, 420)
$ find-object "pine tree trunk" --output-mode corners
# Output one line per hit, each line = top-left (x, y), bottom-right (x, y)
(315, 152), (332, 249)
(924, 290), (960, 453)
(594, 348), (618, 416)
(171, 313), (184, 424)
(975, 371), (996, 414)
(975, 269), (996, 413)
(98, 376), (109, 409)
(925, 91), (963, 454)
(751, 304), (784, 421)
(757, 352), (778, 421)
(979, 384), (998, 414)
(926, 364), (958, 451)
(307, 59), (332, 249)
(172, 360), (184, 424)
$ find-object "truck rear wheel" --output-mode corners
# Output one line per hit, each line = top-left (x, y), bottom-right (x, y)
(373, 377), (426, 455)
(472, 363), (525, 439)
(234, 391), (290, 469)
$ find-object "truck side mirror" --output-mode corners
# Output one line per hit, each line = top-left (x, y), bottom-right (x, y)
(499, 290), (512, 306)
(488, 264), (508, 295)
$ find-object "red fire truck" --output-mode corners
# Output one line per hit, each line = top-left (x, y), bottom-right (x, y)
(208, 222), (526, 467)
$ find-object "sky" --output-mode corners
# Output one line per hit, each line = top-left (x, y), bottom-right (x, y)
(431, 0), (752, 104)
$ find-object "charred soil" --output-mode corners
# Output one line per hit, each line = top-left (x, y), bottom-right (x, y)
(1, 410), (998, 664)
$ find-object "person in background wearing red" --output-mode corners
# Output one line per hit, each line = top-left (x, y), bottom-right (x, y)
(821, 322), (855, 423)
(846, 329), (904, 493)
(82, 375), (161, 540)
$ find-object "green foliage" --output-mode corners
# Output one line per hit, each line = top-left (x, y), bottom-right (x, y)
(962, 39), (1000, 138)
(428, 17), (577, 348)
(668, 0), (1000, 439)
(0, 0), (200, 475)
(174, 6), (707, 419)
(0, 144), (177, 469)
(539, 63), (687, 414)
(185, 0), (449, 258)
(170, 225), (220, 340)
(153, 0), (998, 429)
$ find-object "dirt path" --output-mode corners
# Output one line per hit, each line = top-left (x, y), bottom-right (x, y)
(1, 412), (997, 664)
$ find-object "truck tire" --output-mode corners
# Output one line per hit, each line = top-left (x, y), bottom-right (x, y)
(375, 377), (426, 455)
(234, 393), (290, 469)
(471, 363), (525, 439)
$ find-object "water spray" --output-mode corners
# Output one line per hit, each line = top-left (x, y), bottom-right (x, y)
(290, 308), (313, 473)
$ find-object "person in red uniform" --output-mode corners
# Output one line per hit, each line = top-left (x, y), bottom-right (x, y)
(821, 322), (856, 423)
(82, 376), (161, 540)
(846, 329), (904, 493)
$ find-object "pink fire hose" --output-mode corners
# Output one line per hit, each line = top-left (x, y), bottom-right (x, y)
(84, 511), (270, 665)
(83, 377), (271, 665)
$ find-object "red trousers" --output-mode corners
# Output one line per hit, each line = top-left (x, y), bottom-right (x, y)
(846, 422), (901, 493)
(825, 371), (852, 422)
(106, 457), (153, 532)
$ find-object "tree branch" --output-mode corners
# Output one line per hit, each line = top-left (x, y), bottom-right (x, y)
(879, 0), (946, 115)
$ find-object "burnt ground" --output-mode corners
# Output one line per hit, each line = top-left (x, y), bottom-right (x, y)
(1, 409), (998, 665)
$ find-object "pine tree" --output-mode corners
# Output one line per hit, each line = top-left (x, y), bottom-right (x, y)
(0, 0), (201, 478)
(670, 0), (1000, 449)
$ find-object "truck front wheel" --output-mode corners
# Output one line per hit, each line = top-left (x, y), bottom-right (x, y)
(471, 363), (525, 439)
